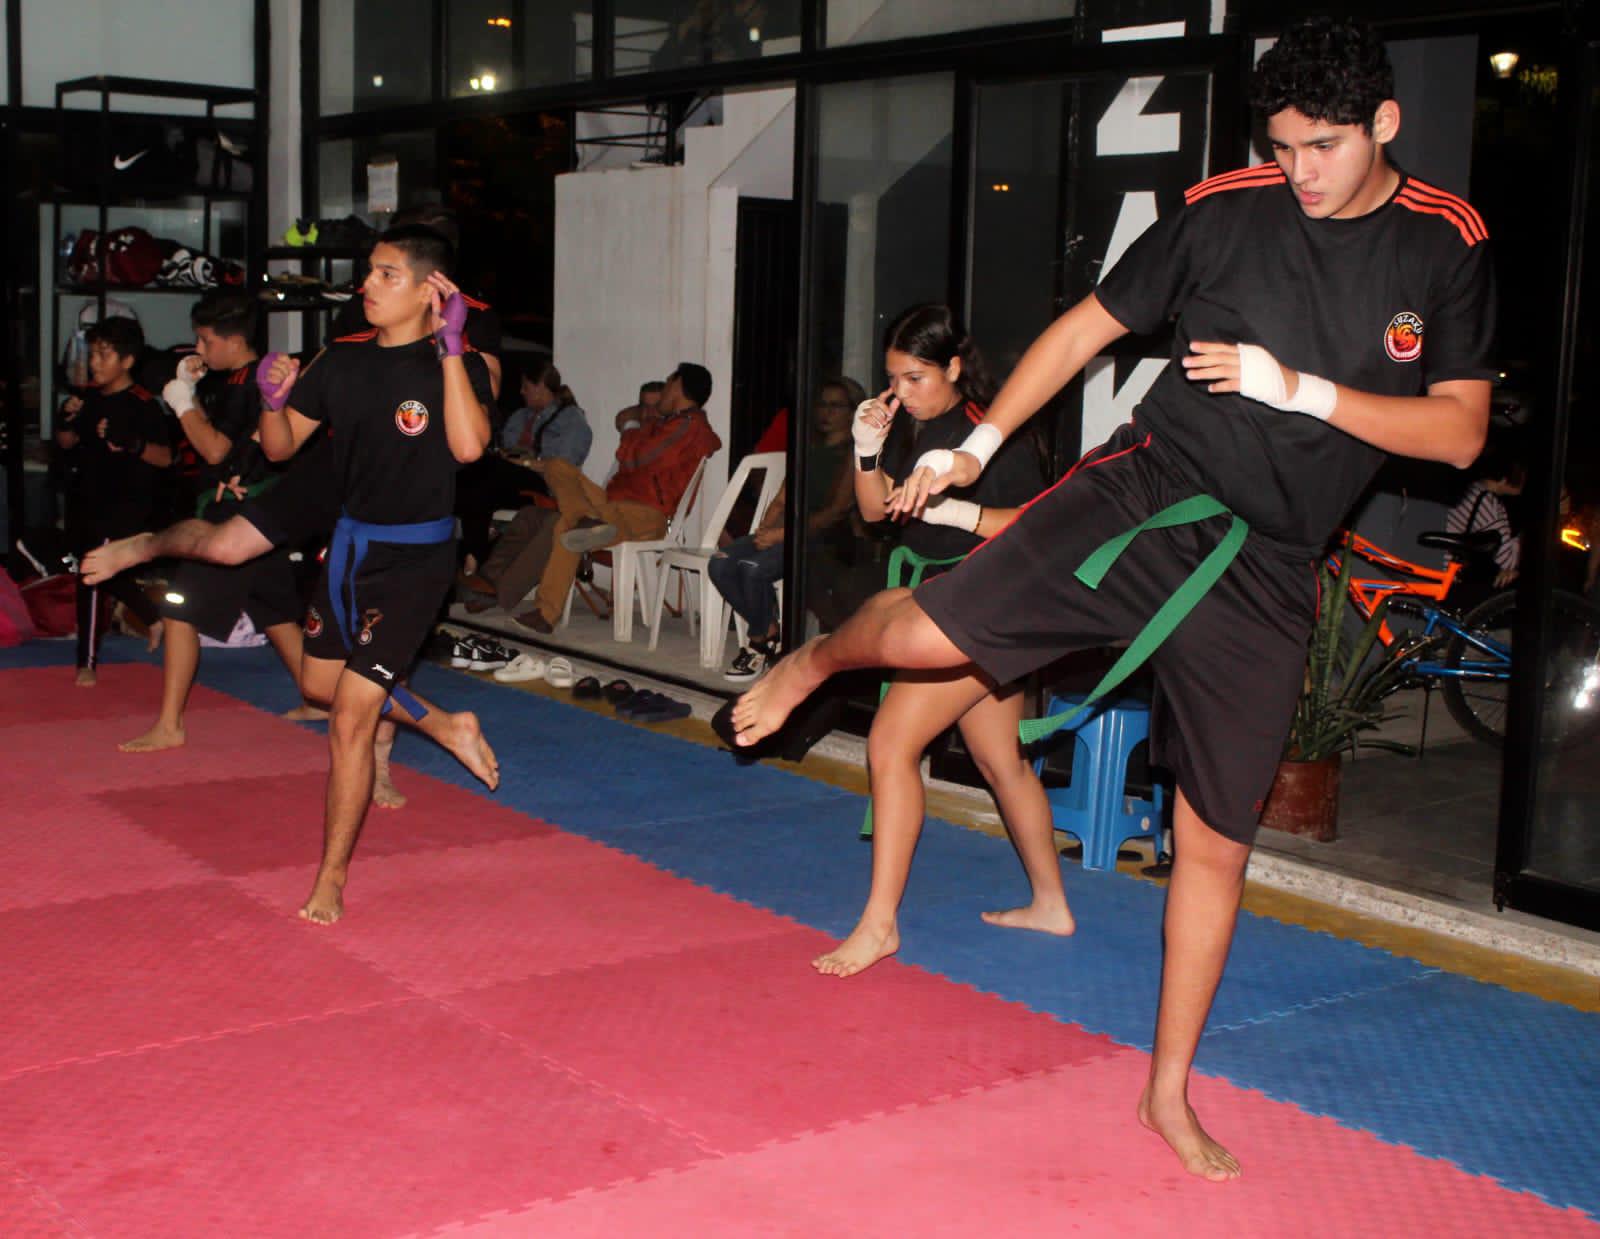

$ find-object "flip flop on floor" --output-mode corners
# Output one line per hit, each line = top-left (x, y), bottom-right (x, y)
(545, 656), (575, 689)
(603, 678), (635, 706)
(573, 675), (603, 700)
(633, 694), (691, 724)
(617, 690), (662, 719)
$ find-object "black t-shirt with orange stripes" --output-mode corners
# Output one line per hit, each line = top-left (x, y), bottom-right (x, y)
(1095, 163), (1497, 555)
(287, 330), (493, 526)
(882, 399), (1046, 562)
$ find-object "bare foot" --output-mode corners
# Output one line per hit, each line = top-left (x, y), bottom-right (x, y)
(1137, 1086), (1241, 1182)
(980, 901), (1077, 936)
(282, 703), (330, 722)
(75, 667), (97, 687)
(812, 919), (900, 978)
(372, 732), (407, 809)
(81, 533), (153, 586)
(119, 722), (186, 753)
(442, 712), (500, 790)
(145, 619), (164, 653)
(730, 638), (828, 747)
(299, 870), (345, 925)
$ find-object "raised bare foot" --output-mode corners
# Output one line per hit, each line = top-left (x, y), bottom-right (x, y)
(119, 722), (186, 753)
(371, 732), (407, 809)
(443, 712), (499, 790)
(81, 533), (153, 586)
(1137, 1086), (1240, 1182)
(981, 900), (1077, 936)
(281, 703), (330, 722)
(144, 619), (164, 653)
(75, 667), (97, 687)
(729, 638), (827, 748)
(812, 919), (900, 978)
(299, 871), (346, 925)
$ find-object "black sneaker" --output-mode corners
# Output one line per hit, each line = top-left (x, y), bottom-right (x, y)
(724, 645), (767, 682)
(450, 635), (512, 671)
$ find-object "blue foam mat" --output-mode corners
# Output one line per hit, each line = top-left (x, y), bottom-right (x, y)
(8, 636), (1599, 1218)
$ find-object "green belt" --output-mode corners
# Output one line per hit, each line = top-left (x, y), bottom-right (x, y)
(1018, 495), (1248, 745)
(194, 475), (278, 519)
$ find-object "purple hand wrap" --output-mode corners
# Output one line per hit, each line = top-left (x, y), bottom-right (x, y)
(256, 353), (293, 411)
(436, 293), (468, 358)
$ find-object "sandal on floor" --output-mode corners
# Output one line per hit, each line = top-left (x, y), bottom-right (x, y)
(545, 656), (575, 689)
(603, 678), (635, 706)
(617, 690), (661, 719)
(492, 653), (546, 683)
(633, 694), (691, 724)
(573, 675), (603, 700)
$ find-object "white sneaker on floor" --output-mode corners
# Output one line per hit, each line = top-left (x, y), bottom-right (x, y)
(493, 652), (546, 683)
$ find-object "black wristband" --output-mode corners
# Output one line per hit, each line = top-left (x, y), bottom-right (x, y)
(856, 454), (878, 472)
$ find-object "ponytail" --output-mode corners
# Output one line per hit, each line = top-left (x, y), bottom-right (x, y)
(881, 304), (995, 407)
(529, 358), (578, 412)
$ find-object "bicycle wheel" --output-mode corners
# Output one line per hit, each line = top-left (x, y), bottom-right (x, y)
(1440, 590), (1600, 748)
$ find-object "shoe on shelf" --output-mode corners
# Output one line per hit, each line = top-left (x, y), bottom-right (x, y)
(723, 645), (768, 683)
(560, 519), (618, 554)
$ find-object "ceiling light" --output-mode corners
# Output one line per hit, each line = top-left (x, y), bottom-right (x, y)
(487, 16), (511, 27)
(1489, 51), (1519, 78)
(749, 26), (760, 42)
(371, 75), (384, 87)
(469, 76), (481, 90)
(480, 72), (497, 91)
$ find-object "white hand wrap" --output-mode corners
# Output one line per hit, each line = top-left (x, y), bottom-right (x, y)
(852, 399), (890, 468)
(919, 496), (981, 532)
(1237, 343), (1337, 421)
(956, 422), (1003, 471)
(177, 355), (207, 385)
(162, 378), (197, 417)
(912, 448), (956, 481)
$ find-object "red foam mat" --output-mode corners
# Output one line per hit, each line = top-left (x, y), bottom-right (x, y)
(233, 834), (794, 995)
(453, 926), (1120, 1153)
(0, 665), (240, 727)
(448, 1049), (1600, 1238)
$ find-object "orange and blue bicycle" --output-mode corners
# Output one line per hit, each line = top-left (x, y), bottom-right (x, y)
(1328, 529), (1600, 748)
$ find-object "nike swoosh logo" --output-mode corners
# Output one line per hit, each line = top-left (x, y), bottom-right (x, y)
(113, 150), (148, 171)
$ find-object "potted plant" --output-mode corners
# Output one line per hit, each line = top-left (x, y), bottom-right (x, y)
(1260, 548), (1419, 840)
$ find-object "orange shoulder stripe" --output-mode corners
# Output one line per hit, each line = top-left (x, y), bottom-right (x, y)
(334, 328), (379, 343)
(1395, 191), (1485, 247)
(1184, 164), (1285, 205)
(1399, 179), (1488, 242)
(129, 384), (154, 401)
(228, 368), (249, 385)
(965, 402), (985, 425)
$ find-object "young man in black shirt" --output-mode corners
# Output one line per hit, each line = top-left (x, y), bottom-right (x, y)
(55, 315), (173, 685)
(119, 291), (321, 753)
(253, 224), (500, 924)
(725, 19), (1495, 1180)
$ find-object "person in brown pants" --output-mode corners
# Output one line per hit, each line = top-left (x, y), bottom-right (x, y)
(516, 362), (721, 632)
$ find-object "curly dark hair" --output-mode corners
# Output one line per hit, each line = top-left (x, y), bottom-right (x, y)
(1250, 18), (1395, 132)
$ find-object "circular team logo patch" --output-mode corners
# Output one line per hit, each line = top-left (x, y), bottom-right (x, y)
(305, 606), (323, 638)
(1384, 312), (1424, 363)
(395, 399), (430, 436)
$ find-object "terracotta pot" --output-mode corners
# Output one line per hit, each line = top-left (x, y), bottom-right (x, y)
(1259, 756), (1341, 842)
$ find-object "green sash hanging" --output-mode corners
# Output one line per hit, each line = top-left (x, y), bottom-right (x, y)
(1017, 495), (1248, 745)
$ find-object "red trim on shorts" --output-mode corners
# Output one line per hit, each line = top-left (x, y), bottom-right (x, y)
(960, 428), (1153, 562)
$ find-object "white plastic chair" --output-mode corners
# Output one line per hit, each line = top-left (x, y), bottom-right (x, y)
(648, 451), (786, 667)
(575, 455), (710, 643)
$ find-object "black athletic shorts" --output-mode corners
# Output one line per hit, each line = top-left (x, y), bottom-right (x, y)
(238, 435), (340, 552)
(302, 539), (455, 692)
(915, 423), (1318, 844)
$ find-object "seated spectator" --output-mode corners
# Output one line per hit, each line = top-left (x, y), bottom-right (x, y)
(512, 362), (721, 633)
(713, 376), (862, 681)
(456, 355), (585, 581)
(615, 380), (665, 434)
(1445, 445), (1524, 601)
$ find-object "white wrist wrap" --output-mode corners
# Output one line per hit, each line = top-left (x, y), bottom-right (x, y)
(957, 422), (1003, 471)
(162, 379), (196, 417)
(913, 448), (956, 480)
(851, 399), (890, 458)
(920, 496), (981, 532)
(1237, 343), (1337, 421)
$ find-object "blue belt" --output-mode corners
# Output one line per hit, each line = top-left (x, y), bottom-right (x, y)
(327, 512), (455, 648)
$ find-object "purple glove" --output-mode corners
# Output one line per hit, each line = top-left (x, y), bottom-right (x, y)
(436, 293), (468, 358)
(255, 353), (294, 411)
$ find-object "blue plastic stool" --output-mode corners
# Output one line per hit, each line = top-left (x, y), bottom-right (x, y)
(1030, 692), (1165, 871)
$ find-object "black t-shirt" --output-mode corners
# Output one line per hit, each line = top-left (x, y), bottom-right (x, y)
(194, 365), (272, 487)
(1095, 165), (1497, 554)
(288, 331), (494, 525)
(882, 400), (1047, 561)
(66, 383), (171, 516)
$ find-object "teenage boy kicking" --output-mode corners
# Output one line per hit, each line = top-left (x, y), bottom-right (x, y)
(723, 18), (1495, 1181)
